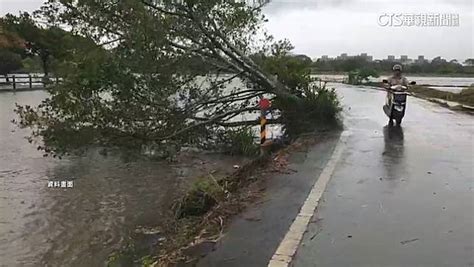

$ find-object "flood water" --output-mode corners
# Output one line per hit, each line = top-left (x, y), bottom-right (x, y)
(0, 91), (244, 266)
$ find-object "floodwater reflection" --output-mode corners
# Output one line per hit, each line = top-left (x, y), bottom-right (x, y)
(382, 125), (405, 181)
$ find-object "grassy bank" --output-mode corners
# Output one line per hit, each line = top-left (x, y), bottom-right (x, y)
(410, 85), (474, 107)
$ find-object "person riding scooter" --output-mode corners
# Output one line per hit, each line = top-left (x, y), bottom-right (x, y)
(382, 64), (416, 125)
(384, 64), (408, 105)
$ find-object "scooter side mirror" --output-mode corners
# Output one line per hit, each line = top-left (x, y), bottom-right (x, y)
(382, 79), (388, 83)
(410, 81), (416, 85)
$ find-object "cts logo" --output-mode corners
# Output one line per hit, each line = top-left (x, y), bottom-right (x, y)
(378, 13), (460, 27)
(378, 13), (403, 27)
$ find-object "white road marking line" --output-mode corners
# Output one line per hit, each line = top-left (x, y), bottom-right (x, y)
(267, 131), (351, 267)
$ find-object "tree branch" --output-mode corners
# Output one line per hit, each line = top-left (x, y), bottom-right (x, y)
(217, 118), (280, 127)
(141, 1), (190, 18)
(160, 106), (258, 141)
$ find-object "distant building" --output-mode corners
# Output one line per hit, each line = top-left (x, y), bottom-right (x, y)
(400, 55), (409, 63)
(320, 55), (330, 61)
(387, 55), (395, 61)
(415, 55), (427, 64)
(360, 53), (373, 62)
(340, 53), (348, 60)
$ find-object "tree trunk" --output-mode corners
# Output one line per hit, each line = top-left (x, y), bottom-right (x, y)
(42, 58), (49, 77)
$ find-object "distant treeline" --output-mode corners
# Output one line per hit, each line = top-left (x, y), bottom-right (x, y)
(175, 54), (474, 77)
(308, 55), (474, 75)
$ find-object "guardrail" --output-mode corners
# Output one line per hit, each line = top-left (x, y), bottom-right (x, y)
(0, 74), (60, 92)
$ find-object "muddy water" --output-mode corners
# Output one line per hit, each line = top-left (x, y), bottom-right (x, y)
(0, 91), (244, 267)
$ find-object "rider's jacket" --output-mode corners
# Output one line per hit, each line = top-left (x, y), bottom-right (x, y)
(387, 75), (409, 86)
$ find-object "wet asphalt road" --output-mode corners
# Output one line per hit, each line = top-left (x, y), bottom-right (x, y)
(293, 85), (474, 266)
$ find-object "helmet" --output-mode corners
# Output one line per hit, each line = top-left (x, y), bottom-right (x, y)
(392, 64), (402, 71)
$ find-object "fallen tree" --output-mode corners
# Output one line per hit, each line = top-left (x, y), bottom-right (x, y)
(15, 0), (341, 157)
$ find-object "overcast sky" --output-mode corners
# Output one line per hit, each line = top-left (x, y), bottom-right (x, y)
(1, 0), (472, 61)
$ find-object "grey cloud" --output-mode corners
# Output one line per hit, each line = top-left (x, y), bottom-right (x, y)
(263, 0), (473, 61)
(0, 0), (44, 16)
(264, 0), (354, 15)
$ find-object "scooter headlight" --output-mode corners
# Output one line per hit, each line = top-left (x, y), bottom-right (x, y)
(394, 105), (404, 112)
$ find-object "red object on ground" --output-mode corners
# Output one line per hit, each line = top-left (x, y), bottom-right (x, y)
(259, 98), (271, 110)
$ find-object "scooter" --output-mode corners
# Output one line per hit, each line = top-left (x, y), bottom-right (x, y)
(382, 80), (416, 125)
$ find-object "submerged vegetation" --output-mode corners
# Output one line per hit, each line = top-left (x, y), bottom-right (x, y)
(346, 68), (379, 85)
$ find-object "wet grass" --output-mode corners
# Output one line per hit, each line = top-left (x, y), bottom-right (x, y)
(223, 127), (259, 157)
(174, 175), (227, 218)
